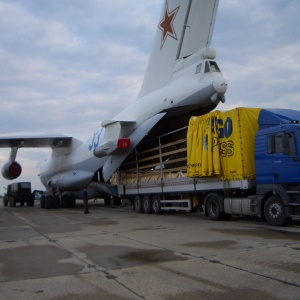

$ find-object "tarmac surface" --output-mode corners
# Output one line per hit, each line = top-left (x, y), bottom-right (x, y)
(0, 200), (300, 300)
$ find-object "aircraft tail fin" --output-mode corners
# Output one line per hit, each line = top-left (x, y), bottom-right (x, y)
(138, 0), (219, 99)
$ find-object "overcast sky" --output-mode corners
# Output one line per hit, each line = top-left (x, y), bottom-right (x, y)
(0, 0), (300, 194)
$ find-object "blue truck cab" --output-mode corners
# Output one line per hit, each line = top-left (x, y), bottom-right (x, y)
(255, 109), (300, 225)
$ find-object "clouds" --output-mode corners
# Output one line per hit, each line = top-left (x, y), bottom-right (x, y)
(0, 0), (161, 134)
(0, 0), (300, 193)
(214, 0), (300, 109)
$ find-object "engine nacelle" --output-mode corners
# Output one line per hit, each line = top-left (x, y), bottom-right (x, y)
(1, 161), (22, 180)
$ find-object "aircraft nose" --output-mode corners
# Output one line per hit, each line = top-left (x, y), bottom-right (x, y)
(213, 77), (228, 94)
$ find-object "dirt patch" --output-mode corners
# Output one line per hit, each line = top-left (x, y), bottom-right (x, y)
(0, 245), (83, 281)
(163, 288), (280, 300)
(210, 228), (300, 241)
(182, 240), (237, 249)
(79, 245), (187, 270)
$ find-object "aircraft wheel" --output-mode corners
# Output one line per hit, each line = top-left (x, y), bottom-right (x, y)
(69, 195), (76, 208)
(134, 195), (143, 213)
(104, 195), (110, 206)
(45, 195), (53, 209)
(54, 196), (60, 208)
(142, 195), (152, 214)
(40, 195), (45, 208)
(61, 195), (69, 208)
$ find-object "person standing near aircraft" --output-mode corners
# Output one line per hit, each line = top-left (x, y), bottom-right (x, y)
(83, 188), (90, 214)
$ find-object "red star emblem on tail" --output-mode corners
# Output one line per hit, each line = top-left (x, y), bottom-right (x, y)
(158, 0), (180, 50)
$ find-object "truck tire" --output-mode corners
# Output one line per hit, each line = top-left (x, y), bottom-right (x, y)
(9, 196), (16, 207)
(206, 194), (222, 220)
(134, 195), (143, 213)
(264, 195), (291, 226)
(3, 198), (8, 206)
(143, 195), (152, 214)
(152, 195), (162, 215)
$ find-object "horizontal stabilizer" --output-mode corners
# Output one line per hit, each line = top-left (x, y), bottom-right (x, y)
(94, 138), (131, 158)
(102, 113), (166, 182)
(0, 134), (72, 148)
(101, 120), (136, 128)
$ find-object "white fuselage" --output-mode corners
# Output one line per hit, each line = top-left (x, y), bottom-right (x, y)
(40, 52), (227, 191)
(0, 1), (226, 197)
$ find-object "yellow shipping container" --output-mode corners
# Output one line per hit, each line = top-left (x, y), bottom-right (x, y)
(187, 107), (261, 180)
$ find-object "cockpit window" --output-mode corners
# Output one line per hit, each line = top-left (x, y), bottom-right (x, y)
(204, 61), (221, 73)
(209, 61), (221, 72)
(195, 63), (202, 74)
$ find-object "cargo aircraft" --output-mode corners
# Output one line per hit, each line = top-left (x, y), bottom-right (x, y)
(0, 0), (227, 206)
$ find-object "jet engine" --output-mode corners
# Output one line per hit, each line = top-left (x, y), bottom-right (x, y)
(1, 161), (22, 180)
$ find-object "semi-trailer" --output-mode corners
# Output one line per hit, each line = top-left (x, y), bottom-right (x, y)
(112, 107), (300, 226)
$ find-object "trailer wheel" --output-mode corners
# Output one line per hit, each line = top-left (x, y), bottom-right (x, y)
(134, 195), (143, 213)
(143, 195), (152, 214)
(152, 195), (162, 215)
(206, 195), (222, 220)
(264, 195), (291, 226)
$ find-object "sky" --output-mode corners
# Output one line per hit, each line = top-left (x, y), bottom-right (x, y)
(0, 0), (300, 194)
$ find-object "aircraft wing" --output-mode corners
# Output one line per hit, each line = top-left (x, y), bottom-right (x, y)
(101, 120), (136, 128)
(0, 134), (72, 148)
